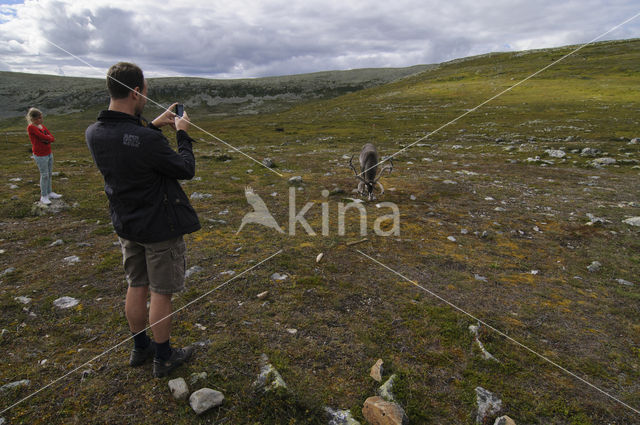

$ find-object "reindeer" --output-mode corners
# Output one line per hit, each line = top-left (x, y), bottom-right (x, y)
(348, 143), (393, 201)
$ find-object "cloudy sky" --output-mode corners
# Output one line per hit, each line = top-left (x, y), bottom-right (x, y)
(0, 0), (638, 79)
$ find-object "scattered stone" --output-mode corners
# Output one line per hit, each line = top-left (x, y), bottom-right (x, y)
(257, 291), (269, 300)
(271, 272), (288, 281)
(220, 270), (235, 277)
(378, 374), (397, 402)
(189, 388), (224, 415)
(0, 379), (30, 392)
(14, 296), (31, 304)
(443, 180), (457, 185)
(469, 325), (499, 362)
(616, 278), (634, 286)
(31, 199), (69, 216)
(587, 261), (602, 273)
(545, 149), (566, 158)
(475, 386), (502, 424)
(586, 213), (609, 226)
(629, 138), (639, 145)
(590, 157), (616, 167)
(461, 228), (469, 235)
(254, 354), (287, 392)
(316, 253), (324, 263)
(63, 255), (80, 265)
(1, 267), (15, 276)
(286, 328), (298, 335)
(447, 236), (457, 242)
(53, 296), (79, 309)
(262, 158), (276, 168)
(580, 148), (601, 157)
(194, 323), (207, 331)
(190, 192), (213, 200)
(168, 377), (189, 401)
(50, 239), (64, 247)
(623, 217), (640, 227)
(474, 274), (488, 282)
(370, 359), (384, 382)
(288, 176), (303, 185)
(494, 416), (516, 425)
(189, 372), (208, 385)
(325, 407), (361, 425)
(185, 265), (203, 279)
(362, 396), (408, 425)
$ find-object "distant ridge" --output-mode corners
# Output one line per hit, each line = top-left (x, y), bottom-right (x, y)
(0, 65), (433, 120)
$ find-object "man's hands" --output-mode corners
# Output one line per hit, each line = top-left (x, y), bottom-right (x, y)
(175, 110), (190, 132)
(151, 102), (190, 132)
(151, 103), (179, 129)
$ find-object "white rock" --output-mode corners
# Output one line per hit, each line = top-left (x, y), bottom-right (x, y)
(257, 291), (269, 300)
(189, 372), (208, 385)
(53, 296), (79, 309)
(1, 267), (15, 276)
(14, 296), (31, 304)
(325, 407), (361, 425)
(220, 270), (235, 276)
(63, 255), (80, 265)
(189, 388), (224, 415)
(410, 194), (416, 200)
(0, 379), (30, 392)
(476, 387), (502, 424)
(168, 377), (189, 401)
(616, 278), (634, 286)
(185, 265), (203, 279)
(288, 176), (303, 185)
(50, 239), (64, 247)
(255, 355), (287, 391)
(190, 192), (213, 200)
(447, 236), (457, 242)
(195, 323), (207, 331)
(286, 328), (298, 335)
(474, 274), (488, 282)
(443, 180), (457, 184)
(591, 157), (616, 166)
(545, 149), (566, 158)
(377, 374), (396, 402)
(316, 253), (324, 263)
(623, 217), (640, 227)
(271, 272), (288, 281)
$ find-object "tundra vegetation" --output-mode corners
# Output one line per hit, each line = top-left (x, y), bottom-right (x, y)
(0, 39), (639, 424)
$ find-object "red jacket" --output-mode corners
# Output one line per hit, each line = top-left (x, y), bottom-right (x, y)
(28, 124), (55, 156)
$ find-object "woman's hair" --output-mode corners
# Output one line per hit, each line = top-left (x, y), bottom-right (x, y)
(26, 107), (42, 124)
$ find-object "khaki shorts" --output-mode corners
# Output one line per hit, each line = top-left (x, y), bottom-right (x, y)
(119, 236), (187, 295)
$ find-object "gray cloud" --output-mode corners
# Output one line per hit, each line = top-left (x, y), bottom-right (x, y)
(0, 0), (638, 78)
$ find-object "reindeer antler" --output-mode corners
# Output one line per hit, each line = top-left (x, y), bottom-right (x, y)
(373, 157), (393, 183)
(349, 154), (366, 183)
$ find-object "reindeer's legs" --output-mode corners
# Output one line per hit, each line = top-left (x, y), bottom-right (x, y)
(357, 181), (365, 195)
(377, 182), (384, 195)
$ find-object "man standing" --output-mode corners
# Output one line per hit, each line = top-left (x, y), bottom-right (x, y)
(86, 62), (200, 378)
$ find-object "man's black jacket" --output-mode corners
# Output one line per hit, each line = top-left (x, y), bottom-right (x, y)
(86, 110), (201, 243)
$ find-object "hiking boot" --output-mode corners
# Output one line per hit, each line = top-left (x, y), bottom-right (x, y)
(129, 343), (156, 367)
(152, 346), (194, 378)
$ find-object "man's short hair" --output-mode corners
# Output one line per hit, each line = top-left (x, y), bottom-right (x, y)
(107, 62), (144, 99)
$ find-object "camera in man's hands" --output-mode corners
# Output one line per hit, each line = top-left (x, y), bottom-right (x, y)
(174, 104), (184, 117)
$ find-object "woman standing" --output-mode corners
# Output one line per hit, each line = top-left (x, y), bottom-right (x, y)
(26, 107), (62, 205)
